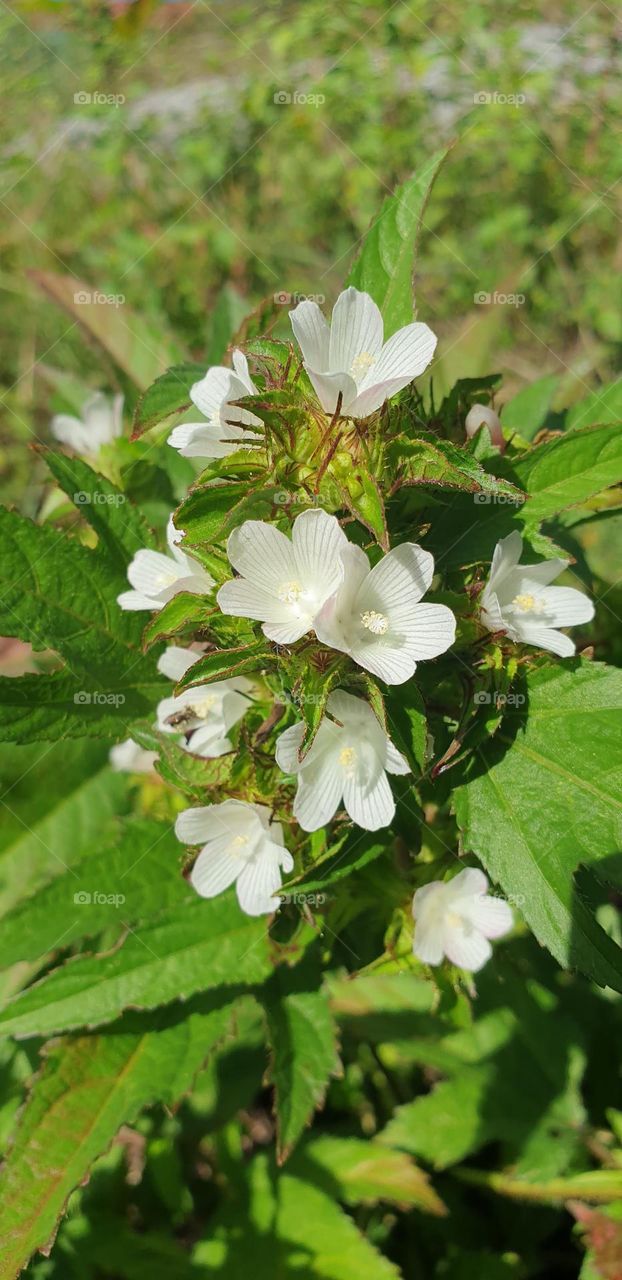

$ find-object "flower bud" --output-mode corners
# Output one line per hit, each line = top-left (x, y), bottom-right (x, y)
(465, 404), (505, 452)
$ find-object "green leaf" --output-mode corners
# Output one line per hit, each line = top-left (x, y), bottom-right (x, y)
(0, 995), (236, 1279)
(41, 449), (156, 565)
(390, 434), (524, 500)
(0, 669), (165, 743)
(500, 375), (561, 440)
(263, 956), (341, 1162)
(0, 742), (129, 915)
(141, 592), (218, 649)
(32, 270), (183, 389)
(285, 830), (387, 893)
(291, 1134), (446, 1214)
(385, 684), (428, 773)
(0, 820), (190, 970)
(175, 640), (275, 690)
(176, 481), (283, 550)
(505, 424), (622, 522)
(131, 362), (206, 437)
(194, 1152), (402, 1279)
(131, 720), (235, 801)
(346, 146), (452, 336)
(0, 893), (274, 1039)
(453, 661), (622, 989)
(340, 468), (388, 549)
(565, 378), (622, 431)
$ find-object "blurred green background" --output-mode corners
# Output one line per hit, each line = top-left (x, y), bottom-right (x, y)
(0, 0), (620, 519)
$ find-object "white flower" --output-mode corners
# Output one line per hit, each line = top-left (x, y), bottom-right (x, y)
(176, 800), (293, 916)
(289, 286), (436, 418)
(109, 738), (157, 774)
(156, 645), (251, 757)
(480, 531), (594, 657)
(167, 350), (262, 459)
(314, 542), (456, 685)
(412, 868), (513, 971)
(117, 516), (214, 612)
(275, 689), (409, 831)
(465, 403), (505, 452)
(217, 508), (348, 645)
(51, 391), (123, 457)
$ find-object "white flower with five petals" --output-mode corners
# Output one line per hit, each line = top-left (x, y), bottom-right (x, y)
(117, 516), (214, 612)
(51, 391), (123, 457)
(289, 287), (436, 418)
(156, 645), (251, 757)
(480, 531), (594, 657)
(314, 542), (456, 684)
(412, 868), (513, 972)
(275, 690), (409, 831)
(167, 350), (262, 459)
(176, 800), (293, 916)
(217, 508), (348, 644)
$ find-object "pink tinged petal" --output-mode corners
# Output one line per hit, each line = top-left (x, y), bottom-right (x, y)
(293, 751), (344, 832)
(157, 646), (199, 681)
(190, 366), (234, 418)
(226, 521), (299, 596)
(443, 922), (492, 972)
(465, 404), (504, 449)
(535, 585), (595, 627)
(342, 765), (395, 831)
(328, 288), (384, 376)
(515, 624), (577, 657)
(289, 300), (331, 370)
(461, 894), (513, 940)
(306, 367), (359, 415)
(291, 509), (348, 602)
(275, 722), (306, 774)
(236, 845), (285, 915)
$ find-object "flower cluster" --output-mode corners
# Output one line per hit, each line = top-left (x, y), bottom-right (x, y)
(104, 288), (596, 973)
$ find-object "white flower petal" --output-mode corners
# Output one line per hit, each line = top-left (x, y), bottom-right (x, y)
(461, 894), (513, 940)
(175, 805), (216, 844)
(127, 549), (182, 599)
(289, 300), (331, 370)
(362, 543), (435, 612)
(444, 922), (492, 972)
(217, 578), (293, 626)
(275, 722), (306, 774)
(190, 839), (241, 898)
(157, 645), (199, 681)
(236, 845), (285, 915)
(226, 521), (299, 596)
(342, 764), (395, 830)
(291, 509), (347, 601)
(293, 752), (344, 831)
(328, 287), (384, 376)
(109, 739), (157, 773)
(231, 348), (255, 389)
(188, 725), (232, 758)
(367, 322), (437, 384)
(117, 588), (162, 611)
(486, 531), (524, 594)
(400, 603), (457, 660)
(449, 867), (489, 898)
(348, 640), (417, 685)
(536, 585), (595, 627)
(190, 366), (234, 418)
(51, 414), (93, 454)
(511, 557), (568, 587)
(306, 368), (359, 415)
(515, 624), (577, 657)
(313, 544), (370, 652)
(384, 739), (411, 775)
(262, 617), (316, 644)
